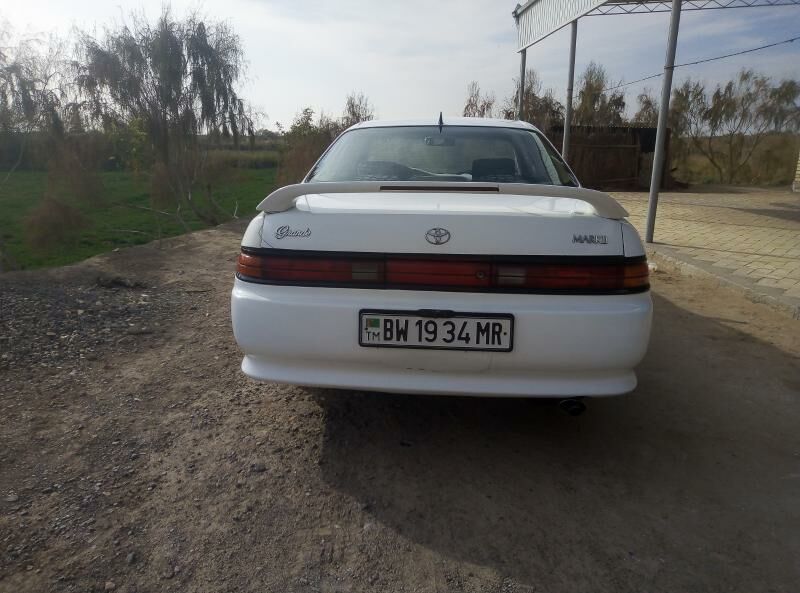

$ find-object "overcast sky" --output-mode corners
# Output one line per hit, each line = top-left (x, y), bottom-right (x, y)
(2, 1), (798, 130)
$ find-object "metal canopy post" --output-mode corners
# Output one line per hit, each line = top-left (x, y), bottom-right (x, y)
(645, 0), (682, 243)
(562, 19), (578, 160)
(518, 48), (527, 120)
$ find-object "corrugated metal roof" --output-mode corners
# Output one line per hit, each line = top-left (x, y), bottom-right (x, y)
(513, 0), (607, 51)
(514, 0), (800, 50)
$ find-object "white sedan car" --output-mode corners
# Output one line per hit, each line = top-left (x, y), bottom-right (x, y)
(231, 118), (652, 405)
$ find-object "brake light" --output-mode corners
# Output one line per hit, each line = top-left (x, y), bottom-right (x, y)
(495, 261), (649, 291)
(237, 251), (649, 293)
(237, 253), (384, 284)
(386, 259), (492, 287)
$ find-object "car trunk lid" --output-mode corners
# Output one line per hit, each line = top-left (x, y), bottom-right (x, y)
(257, 191), (624, 256)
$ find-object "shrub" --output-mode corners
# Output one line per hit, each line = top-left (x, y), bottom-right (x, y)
(24, 196), (88, 250)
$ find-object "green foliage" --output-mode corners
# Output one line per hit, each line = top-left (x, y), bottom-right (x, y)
(0, 168), (276, 269)
(275, 92), (374, 186)
(500, 69), (564, 130)
(0, 36), (62, 131)
(276, 109), (336, 186)
(671, 69), (800, 183)
(573, 62), (626, 127)
(23, 196), (88, 250)
(633, 90), (659, 126)
(106, 118), (151, 172)
(0, 27), (74, 170)
(76, 9), (255, 225)
(77, 10), (253, 143)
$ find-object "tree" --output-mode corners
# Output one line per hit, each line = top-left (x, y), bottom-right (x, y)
(342, 91), (374, 128)
(0, 28), (68, 173)
(276, 92), (374, 186)
(765, 79), (800, 132)
(462, 81), (495, 118)
(0, 26), (88, 270)
(500, 69), (564, 131)
(670, 70), (798, 183)
(632, 89), (659, 126)
(573, 62), (626, 127)
(76, 9), (254, 225)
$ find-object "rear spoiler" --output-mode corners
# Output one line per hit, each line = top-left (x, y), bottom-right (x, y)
(256, 181), (629, 220)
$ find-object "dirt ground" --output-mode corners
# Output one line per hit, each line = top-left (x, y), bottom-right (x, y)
(1, 222), (799, 593)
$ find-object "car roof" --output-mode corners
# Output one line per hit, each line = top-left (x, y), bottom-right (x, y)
(349, 117), (540, 133)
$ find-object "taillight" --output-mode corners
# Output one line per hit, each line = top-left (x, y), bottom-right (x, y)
(386, 259), (492, 287)
(237, 251), (649, 293)
(237, 253), (384, 284)
(495, 261), (649, 291)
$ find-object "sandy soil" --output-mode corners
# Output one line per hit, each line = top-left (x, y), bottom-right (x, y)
(1, 221), (799, 593)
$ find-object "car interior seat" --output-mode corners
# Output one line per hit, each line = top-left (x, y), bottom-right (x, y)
(471, 158), (517, 182)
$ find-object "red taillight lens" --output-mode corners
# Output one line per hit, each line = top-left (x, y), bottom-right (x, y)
(622, 261), (650, 289)
(237, 253), (384, 284)
(386, 259), (492, 287)
(495, 261), (649, 291)
(237, 251), (649, 293)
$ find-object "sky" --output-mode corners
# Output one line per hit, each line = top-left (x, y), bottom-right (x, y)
(1, 0), (798, 131)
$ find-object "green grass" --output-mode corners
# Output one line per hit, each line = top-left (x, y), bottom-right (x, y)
(0, 168), (276, 270)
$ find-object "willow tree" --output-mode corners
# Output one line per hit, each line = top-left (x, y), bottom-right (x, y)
(573, 62), (626, 127)
(0, 29), (67, 174)
(500, 69), (564, 131)
(76, 10), (254, 224)
(632, 90), (659, 126)
(0, 29), (90, 269)
(463, 82), (496, 118)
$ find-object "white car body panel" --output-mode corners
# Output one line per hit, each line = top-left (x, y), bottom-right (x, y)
(243, 193), (625, 256)
(621, 220), (646, 258)
(351, 117), (532, 130)
(232, 281), (652, 397)
(231, 118), (653, 398)
(256, 181), (629, 219)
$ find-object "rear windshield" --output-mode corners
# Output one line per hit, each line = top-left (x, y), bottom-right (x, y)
(306, 125), (578, 186)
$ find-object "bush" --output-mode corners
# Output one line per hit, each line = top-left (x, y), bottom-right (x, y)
(275, 133), (332, 185)
(24, 196), (88, 250)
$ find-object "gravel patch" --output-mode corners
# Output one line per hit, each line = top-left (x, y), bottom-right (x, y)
(0, 274), (192, 373)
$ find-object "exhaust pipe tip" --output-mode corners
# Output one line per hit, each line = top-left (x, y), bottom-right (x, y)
(558, 398), (586, 417)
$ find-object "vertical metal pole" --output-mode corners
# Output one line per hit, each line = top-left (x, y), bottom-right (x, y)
(518, 48), (527, 121)
(562, 19), (578, 161)
(645, 0), (682, 243)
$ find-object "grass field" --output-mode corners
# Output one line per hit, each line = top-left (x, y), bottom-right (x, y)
(0, 168), (276, 270)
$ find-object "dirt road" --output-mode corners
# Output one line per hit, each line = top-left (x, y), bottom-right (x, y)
(1, 222), (799, 593)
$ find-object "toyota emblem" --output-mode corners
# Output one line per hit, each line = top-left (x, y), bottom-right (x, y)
(425, 227), (451, 245)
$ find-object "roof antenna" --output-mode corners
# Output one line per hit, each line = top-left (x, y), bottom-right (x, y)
(437, 111), (444, 133)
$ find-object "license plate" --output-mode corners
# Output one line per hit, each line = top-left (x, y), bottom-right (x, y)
(359, 310), (514, 352)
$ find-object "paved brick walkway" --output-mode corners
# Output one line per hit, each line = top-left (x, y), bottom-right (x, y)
(612, 189), (800, 316)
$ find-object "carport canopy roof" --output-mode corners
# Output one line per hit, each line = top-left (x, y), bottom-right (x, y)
(513, 0), (800, 51)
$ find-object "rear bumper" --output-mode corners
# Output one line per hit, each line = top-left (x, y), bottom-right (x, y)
(231, 279), (652, 397)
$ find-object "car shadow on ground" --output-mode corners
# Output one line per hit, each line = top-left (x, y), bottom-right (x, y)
(313, 293), (800, 590)
(729, 205), (800, 224)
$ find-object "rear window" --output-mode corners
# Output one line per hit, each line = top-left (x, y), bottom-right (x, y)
(306, 125), (578, 186)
